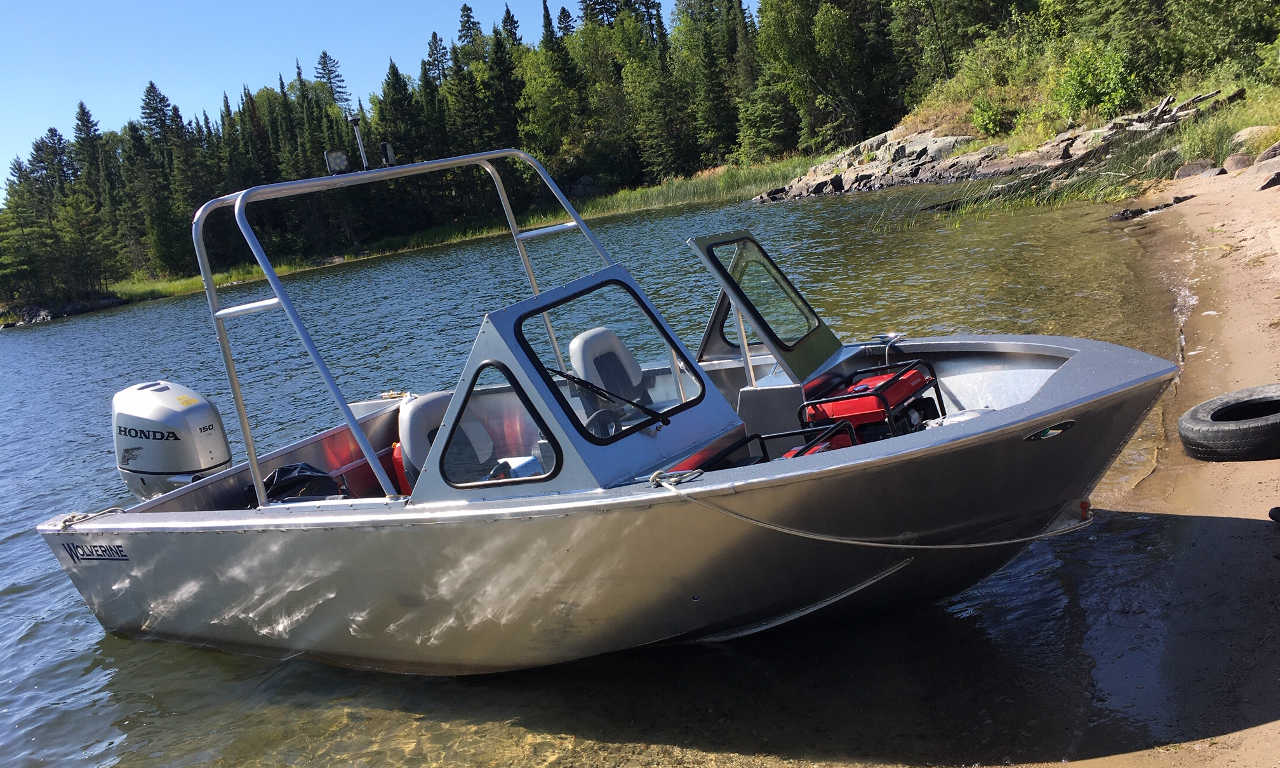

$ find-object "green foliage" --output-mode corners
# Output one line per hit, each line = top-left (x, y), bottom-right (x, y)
(970, 96), (1014, 136)
(1050, 41), (1142, 120)
(7, 0), (1279, 314)
(1260, 35), (1280, 85)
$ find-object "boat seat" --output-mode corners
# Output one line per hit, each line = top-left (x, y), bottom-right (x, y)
(569, 327), (648, 408)
(398, 391), (451, 487)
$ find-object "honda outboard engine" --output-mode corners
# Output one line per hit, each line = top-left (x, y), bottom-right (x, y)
(112, 381), (231, 499)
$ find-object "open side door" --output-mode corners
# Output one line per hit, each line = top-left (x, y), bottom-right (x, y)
(688, 230), (843, 385)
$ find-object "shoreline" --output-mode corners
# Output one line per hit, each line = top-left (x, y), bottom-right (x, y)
(1061, 153), (1280, 766)
(1, 155), (816, 328)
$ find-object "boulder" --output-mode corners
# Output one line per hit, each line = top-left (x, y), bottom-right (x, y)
(1201, 167), (1226, 177)
(1231, 125), (1275, 148)
(856, 130), (891, 155)
(1260, 171), (1280, 192)
(1223, 153), (1254, 172)
(1257, 140), (1280, 164)
(1174, 159), (1214, 179)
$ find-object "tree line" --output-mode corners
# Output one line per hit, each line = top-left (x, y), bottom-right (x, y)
(3, 0), (1277, 311)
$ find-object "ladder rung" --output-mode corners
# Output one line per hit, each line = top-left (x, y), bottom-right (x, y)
(214, 297), (281, 320)
(516, 221), (578, 241)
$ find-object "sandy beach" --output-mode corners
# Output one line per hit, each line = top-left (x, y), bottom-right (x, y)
(1066, 163), (1280, 766)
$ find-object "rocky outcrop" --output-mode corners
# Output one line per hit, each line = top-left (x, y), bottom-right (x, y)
(1, 296), (128, 328)
(1257, 140), (1280, 164)
(1224, 153), (1255, 171)
(1231, 126), (1276, 147)
(756, 88), (1244, 204)
(1175, 160), (1215, 178)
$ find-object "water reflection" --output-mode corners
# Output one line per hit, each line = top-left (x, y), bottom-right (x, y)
(74, 510), (1278, 766)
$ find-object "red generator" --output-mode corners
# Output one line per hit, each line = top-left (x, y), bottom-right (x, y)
(797, 360), (945, 447)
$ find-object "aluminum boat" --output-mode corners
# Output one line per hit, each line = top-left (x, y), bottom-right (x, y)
(39, 150), (1177, 674)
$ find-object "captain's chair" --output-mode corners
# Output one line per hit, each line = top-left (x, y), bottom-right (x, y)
(569, 327), (648, 405)
(398, 391), (451, 486)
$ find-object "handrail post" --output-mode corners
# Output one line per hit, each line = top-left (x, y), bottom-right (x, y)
(232, 191), (398, 497)
(192, 199), (269, 507)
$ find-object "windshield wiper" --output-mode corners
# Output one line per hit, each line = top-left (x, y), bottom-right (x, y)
(546, 367), (670, 425)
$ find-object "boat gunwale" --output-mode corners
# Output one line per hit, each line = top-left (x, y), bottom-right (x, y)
(38, 333), (1175, 536)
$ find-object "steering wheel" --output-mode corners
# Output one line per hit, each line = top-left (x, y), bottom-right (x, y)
(584, 409), (622, 439)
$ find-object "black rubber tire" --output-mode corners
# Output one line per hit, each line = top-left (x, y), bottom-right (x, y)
(1178, 384), (1280, 461)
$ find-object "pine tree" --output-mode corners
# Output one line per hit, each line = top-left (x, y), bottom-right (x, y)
(443, 44), (488, 153)
(557, 6), (576, 36)
(71, 102), (104, 206)
(485, 25), (524, 148)
(416, 58), (449, 159)
(314, 50), (352, 112)
(457, 4), (485, 65)
(372, 59), (424, 162)
(426, 32), (451, 86)
(501, 4), (522, 44)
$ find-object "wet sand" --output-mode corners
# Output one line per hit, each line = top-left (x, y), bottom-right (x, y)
(1078, 166), (1280, 767)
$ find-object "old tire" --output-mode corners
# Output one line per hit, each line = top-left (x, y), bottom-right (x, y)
(1178, 384), (1280, 461)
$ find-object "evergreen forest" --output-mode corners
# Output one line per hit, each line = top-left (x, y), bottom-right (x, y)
(2, 0), (1278, 315)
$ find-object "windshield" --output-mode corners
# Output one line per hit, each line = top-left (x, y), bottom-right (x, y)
(709, 239), (820, 347)
(518, 281), (703, 443)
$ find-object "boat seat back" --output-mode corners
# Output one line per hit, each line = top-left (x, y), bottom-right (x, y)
(398, 391), (451, 486)
(737, 384), (805, 454)
(570, 327), (645, 402)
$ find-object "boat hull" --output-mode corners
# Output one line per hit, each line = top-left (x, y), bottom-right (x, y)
(40, 370), (1169, 674)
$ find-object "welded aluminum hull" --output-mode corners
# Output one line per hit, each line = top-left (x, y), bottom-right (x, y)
(40, 336), (1175, 674)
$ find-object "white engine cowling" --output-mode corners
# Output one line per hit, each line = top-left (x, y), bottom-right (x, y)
(112, 381), (231, 499)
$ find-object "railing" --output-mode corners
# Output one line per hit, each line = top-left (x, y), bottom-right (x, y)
(191, 149), (614, 507)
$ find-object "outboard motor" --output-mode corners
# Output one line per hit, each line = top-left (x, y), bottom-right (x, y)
(112, 381), (231, 500)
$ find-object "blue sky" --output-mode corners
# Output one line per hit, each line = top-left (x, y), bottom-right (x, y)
(5, 0), (754, 185)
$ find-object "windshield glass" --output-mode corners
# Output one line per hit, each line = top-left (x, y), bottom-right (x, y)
(709, 239), (819, 346)
(519, 282), (703, 443)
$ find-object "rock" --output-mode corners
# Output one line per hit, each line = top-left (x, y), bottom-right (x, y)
(1231, 126), (1276, 147)
(1223, 153), (1254, 172)
(1173, 195), (1195, 204)
(888, 144), (906, 162)
(1174, 160), (1214, 179)
(856, 130), (891, 155)
(1259, 171), (1280, 192)
(1252, 157), (1280, 176)
(1257, 140), (1280, 164)
(1201, 167), (1226, 177)
(1145, 147), (1181, 170)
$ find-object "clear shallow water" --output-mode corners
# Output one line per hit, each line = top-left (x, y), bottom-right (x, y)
(0, 189), (1178, 766)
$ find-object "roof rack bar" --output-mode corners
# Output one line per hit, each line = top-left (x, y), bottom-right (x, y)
(517, 221), (578, 241)
(214, 297), (281, 320)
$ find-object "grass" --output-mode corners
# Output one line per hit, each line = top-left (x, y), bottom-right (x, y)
(907, 81), (1280, 223)
(104, 154), (817, 305)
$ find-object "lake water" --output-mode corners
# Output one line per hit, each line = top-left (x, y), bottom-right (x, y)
(0, 188), (1179, 766)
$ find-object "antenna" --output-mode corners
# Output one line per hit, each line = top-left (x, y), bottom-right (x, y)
(348, 116), (369, 170)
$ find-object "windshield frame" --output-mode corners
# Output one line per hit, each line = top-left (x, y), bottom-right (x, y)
(514, 278), (707, 446)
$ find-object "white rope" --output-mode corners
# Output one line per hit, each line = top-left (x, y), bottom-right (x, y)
(648, 470), (1093, 550)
